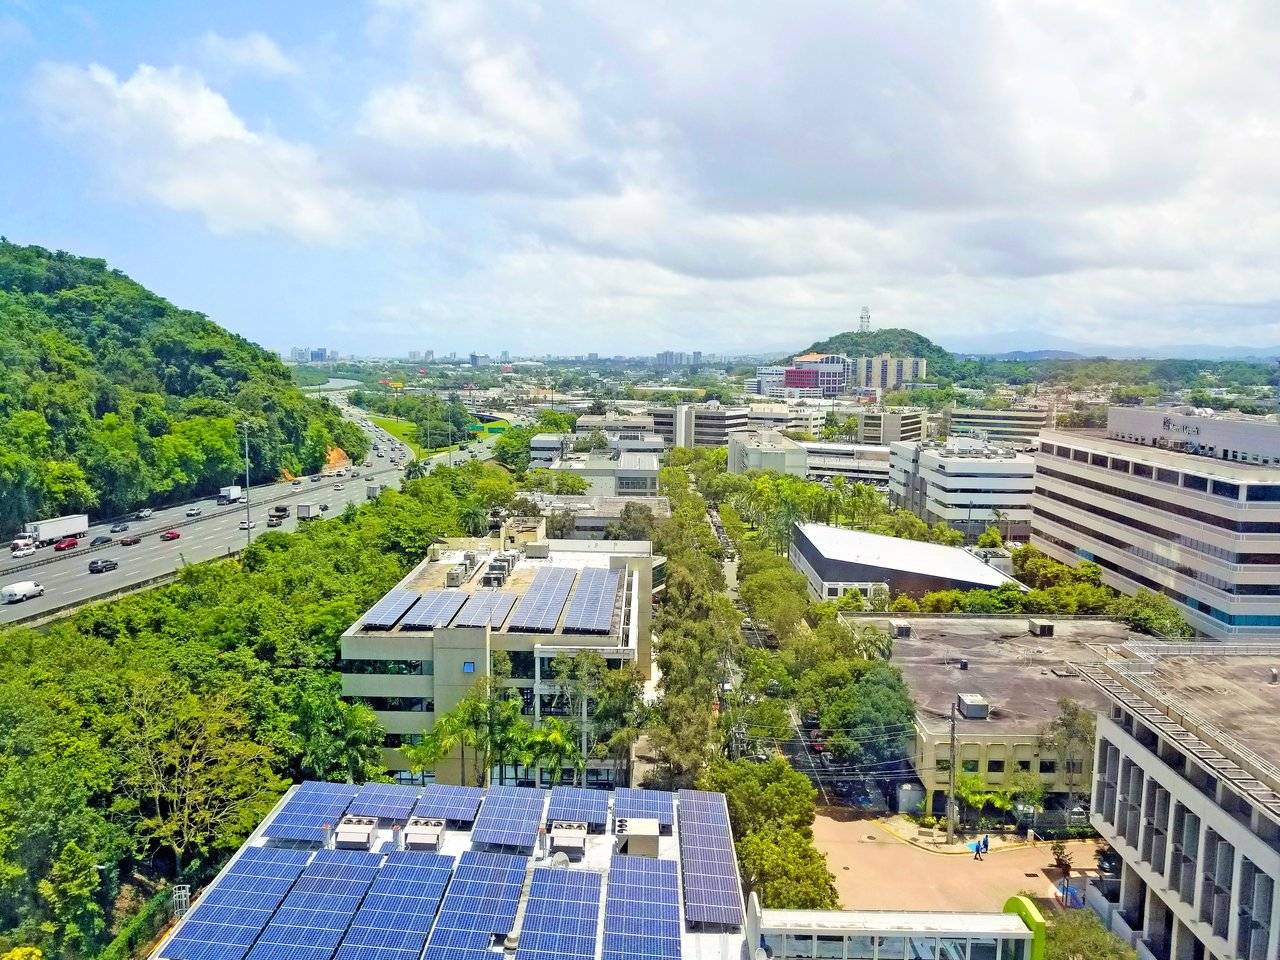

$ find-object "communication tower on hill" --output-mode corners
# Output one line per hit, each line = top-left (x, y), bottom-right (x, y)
(858, 306), (871, 333)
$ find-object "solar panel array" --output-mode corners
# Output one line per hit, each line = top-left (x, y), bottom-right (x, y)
(412, 784), (484, 823)
(398, 590), (467, 629)
(514, 868), (602, 960)
(453, 589), (518, 629)
(676, 789), (743, 926)
(507, 567), (577, 632)
(421, 851), (527, 960)
(601, 855), (682, 960)
(347, 783), (421, 821)
(613, 787), (675, 828)
(162, 848), (312, 960)
(470, 785), (546, 848)
(262, 782), (358, 843)
(561, 567), (624, 634)
(332, 851), (454, 960)
(546, 786), (609, 829)
(243, 849), (381, 960)
(361, 589), (421, 630)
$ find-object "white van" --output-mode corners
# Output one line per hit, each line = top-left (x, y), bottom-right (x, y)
(1, 580), (44, 603)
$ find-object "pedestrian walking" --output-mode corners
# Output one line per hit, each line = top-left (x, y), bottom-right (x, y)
(972, 841), (983, 861)
(982, 835), (990, 855)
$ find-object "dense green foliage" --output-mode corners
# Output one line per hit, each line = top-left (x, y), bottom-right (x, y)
(0, 241), (368, 531)
(348, 389), (472, 452)
(0, 463), (492, 955)
(1045, 908), (1137, 960)
(802, 327), (963, 378)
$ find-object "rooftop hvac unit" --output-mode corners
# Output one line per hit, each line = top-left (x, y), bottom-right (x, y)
(957, 693), (990, 720)
(463, 551), (477, 569)
(403, 818), (446, 851)
(1028, 618), (1055, 637)
(614, 817), (660, 857)
(446, 565), (467, 587)
(333, 816), (378, 850)
(549, 821), (589, 858)
(888, 619), (912, 639)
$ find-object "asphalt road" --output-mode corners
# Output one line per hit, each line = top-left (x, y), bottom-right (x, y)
(1, 403), (503, 624)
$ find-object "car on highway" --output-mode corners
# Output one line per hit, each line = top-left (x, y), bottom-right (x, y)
(53, 537), (79, 552)
(318, 503), (330, 512)
(119, 535), (142, 546)
(376, 452), (384, 458)
(159, 530), (181, 541)
(1, 580), (44, 603)
(238, 495), (248, 503)
(90, 535), (113, 547)
(110, 522), (130, 533)
(238, 520), (256, 530)
(292, 479), (303, 486)
(333, 483), (344, 491)
(185, 506), (202, 517)
(9, 545), (35, 559)
(363, 460), (372, 467)
(88, 558), (119, 574)
(266, 517), (283, 528)
(310, 475), (323, 482)
(136, 508), (153, 519)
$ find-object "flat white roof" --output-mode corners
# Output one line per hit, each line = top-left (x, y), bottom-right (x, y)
(760, 908), (1030, 935)
(797, 523), (1019, 589)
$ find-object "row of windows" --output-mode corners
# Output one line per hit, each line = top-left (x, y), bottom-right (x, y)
(937, 758), (1078, 775)
(1041, 442), (1280, 502)
(353, 696), (434, 712)
(759, 933), (1026, 959)
(338, 659), (433, 676)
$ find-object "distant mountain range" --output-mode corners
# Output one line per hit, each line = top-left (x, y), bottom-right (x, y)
(939, 331), (1280, 361)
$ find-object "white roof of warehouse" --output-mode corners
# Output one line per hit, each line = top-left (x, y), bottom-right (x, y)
(797, 523), (1020, 589)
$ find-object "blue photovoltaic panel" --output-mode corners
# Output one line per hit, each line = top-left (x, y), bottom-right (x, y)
(513, 868), (602, 960)
(676, 790), (743, 926)
(244, 849), (381, 960)
(161, 848), (313, 960)
(601, 855), (682, 960)
(332, 851), (454, 960)
(507, 567), (577, 632)
(422, 851), (527, 960)
(361, 589), (421, 630)
(453, 589), (517, 629)
(561, 567), (624, 635)
(546, 786), (609, 828)
(470, 785), (546, 849)
(613, 788), (675, 828)
(262, 782), (359, 843)
(347, 783), (421, 821)
(399, 590), (467, 629)
(412, 784), (484, 823)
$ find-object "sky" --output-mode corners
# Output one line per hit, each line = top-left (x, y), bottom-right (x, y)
(4, 1), (1280, 358)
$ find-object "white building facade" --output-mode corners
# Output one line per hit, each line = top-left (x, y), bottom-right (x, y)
(890, 439), (1036, 542)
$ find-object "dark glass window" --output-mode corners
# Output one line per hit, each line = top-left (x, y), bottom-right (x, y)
(987, 760), (1005, 773)
(1073, 449), (1089, 463)
(1156, 468), (1179, 485)
(1091, 453), (1108, 467)
(1184, 474), (1208, 492)
(1109, 458), (1130, 473)
(1247, 484), (1280, 502)
(1212, 480), (1240, 500)
(1040, 760), (1057, 774)
(1133, 462), (1153, 479)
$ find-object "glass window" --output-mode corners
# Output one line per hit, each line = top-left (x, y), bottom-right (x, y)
(785, 934), (815, 957)
(815, 935), (845, 959)
(908, 937), (937, 959)
(1247, 484), (1280, 502)
(962, 759), (979, 773)
(877, 937), (907, 959)
(936, 759), (951, 772)
(1072, 449), (1088, 463)
(761, 934), (784, 958)
(463, 661), (475, 673)
(1040, 760), (1057, 774)
(1090, 453), (1107, 467)
(1211, 479), (1240, 500)
(969, 937), (998, 960)
(1155, 468), (1179, 485)
(1000, 939), (1026, 959)
(938, 938), (968, 959)
(1109, 457), (1129, 473)
(1183, 473), (1208, 492)
(1016, 759), (1031, 772)
(987, 760), (1005, 773)
(1132, 462), (1153, 479)
(846, 935), (874, 959)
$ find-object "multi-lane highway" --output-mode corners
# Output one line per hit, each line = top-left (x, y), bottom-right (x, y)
(1, 402), (504, 624)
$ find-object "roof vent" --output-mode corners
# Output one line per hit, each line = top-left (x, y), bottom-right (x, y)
(957, 693), (990, 720)
(1271, 668), (1278, 685)
(1028, 618), (1055, 637)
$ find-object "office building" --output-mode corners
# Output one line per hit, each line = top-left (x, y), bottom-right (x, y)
(1032, 407), (1280, 639)
(649, 402), (751, 448)
(310, 348), (328, 362)
(1082, 642), (1280, 960)
(692, 351), (702, 366)
(860, 409), (928, 445)
(790, 353), (851, 398)
(727, 431), (808, 476)
(853, 354), (928, 392)
(860, 614), (1122, 817)
(548, 450), (662, 497)
(655, 350), (692, 367)
(890, 439), (1036, 543)
(151, 780), (1047, 960)
(943, 404), (1051, 449)
(745, 403), (826, 436)
(574, 412), (656, 436)
(799, 442), (892, 487)
(789, 523), (1025, 601)
(340, 539), (655, 784)
(522, 494), (672, 540)
(425, 349), (435, 362)
(408, 350), (421, 361)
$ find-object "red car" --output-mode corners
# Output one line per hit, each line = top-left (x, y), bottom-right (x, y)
(119, 534), (142, 546)
(159, 530), (181, 542)
(53, 537), (79, 551)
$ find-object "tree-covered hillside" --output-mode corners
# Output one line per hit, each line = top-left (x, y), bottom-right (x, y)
(0, 241), (368, 532)
(799, 327), (962, 378)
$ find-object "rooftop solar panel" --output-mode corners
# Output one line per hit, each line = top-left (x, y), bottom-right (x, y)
(507, 567), (577, 632)
(398, 590), (467, 629)
(332, 851), (454, 960)
(561, 567), (624, 635)
(453, 589), (518, 629)
(546, 786), (609, 828)
(602, 855), (682, 960)
(261, 783), (359, 843)
(347, 783), (421, 821)
(412, 784), (484, 823)
(470, 785), (546, 849)
(514, 868), (602, 960)
(244, 850), (381, 960)
(676, 790), (743, 927)
(613, 788), (675, 828)
(422, 851), (527, 960)
(361, 589), (421, 630)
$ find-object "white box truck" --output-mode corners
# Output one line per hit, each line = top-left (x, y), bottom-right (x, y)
(23, 514), (89, 546)
(217, 484), (243, 505)
(366, 484), (385, 500)
(297, 504), (320, 521)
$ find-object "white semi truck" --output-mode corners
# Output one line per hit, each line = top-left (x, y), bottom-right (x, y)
(22, 514), (89, 546)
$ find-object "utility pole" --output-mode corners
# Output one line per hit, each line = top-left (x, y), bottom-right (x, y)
(947, 702), (957, 844)
(239, 423), (252, 547)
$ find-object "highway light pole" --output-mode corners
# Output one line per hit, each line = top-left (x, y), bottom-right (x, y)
(238, 422), (252, 547)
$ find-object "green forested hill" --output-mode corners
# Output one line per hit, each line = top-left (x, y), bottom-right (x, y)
(0, 241), (367, 531)
(799, 327), (961, 377)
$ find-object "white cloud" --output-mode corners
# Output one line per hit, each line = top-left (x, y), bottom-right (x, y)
(28, 62), (407, 243)
(197, 31), (301, 78)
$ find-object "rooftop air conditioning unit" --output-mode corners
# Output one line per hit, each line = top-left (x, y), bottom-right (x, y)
(549, 821), (589, 859)
(446, 565), (467, 587)
(957, 693), (990, 720)
(614, 817), (659, 858)
(334, 816), (378, 850)
(888, 619), (912, 639)
(1028, 618), (1055, 637)
(403, 818), (446, 851)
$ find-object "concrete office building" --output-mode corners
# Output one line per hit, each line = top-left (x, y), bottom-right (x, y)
(745, 402), (827, 436)
(1033, 407), (1280, 640)
(1082, 643), (1280, 960)
(549, 450), (661, 497)
(943, 403), (1052, 449)
(523, 494), (672, 540)
(860, 615), (1123, 817)
(861, 409), (928, 445)
(340, 539), (655, 785)
(853, 354), (928, 392)
(799, 442), (892, 487)
(890, 439), (1036, 543)
(790, 523), (1024, 601)
(529, 433), (664, 473)
(573, 412), (656, 436)
(650, 402), (751, 448)
(726, 431), (808, 476)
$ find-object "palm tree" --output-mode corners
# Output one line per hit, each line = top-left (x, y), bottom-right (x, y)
(527, 717), (584, 788)
(459, 502), (488, 536)
(404, 459), (430, 480)
(404, 711), (469, 784)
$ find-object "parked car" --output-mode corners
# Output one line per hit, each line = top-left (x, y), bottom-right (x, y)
(136, 508), (153, 519)
(238, 520), (256, 530)
(88, 558), (119, 573)
(185, 506), (202, 517)
(90, 536), (112, 547)
(10, 545), (35, 559)
(53, 537), (79, 551)
(110, 522), (130, 533)
(119, 535), (142, 546)
(159, 530), (181, 541)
